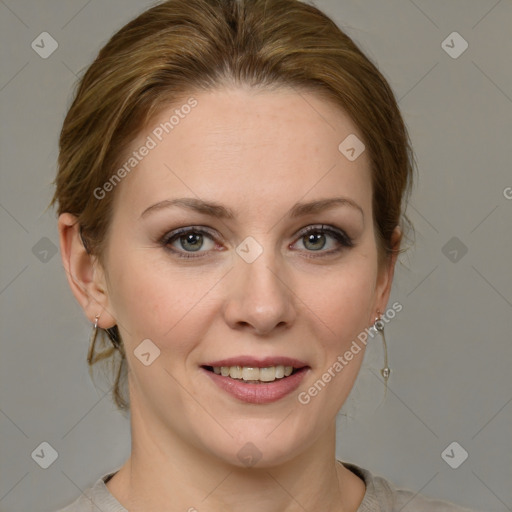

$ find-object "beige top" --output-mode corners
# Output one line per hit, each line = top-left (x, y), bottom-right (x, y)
(55, 461), (480, 512)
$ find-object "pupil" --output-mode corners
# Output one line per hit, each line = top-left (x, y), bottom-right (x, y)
(182, 233), (202, 251)
(304, 233), (325, 251)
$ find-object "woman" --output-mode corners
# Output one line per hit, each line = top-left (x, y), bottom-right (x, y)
(52, 0), (478, 510)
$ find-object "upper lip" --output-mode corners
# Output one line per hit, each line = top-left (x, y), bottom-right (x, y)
(203, 356), (309, 368)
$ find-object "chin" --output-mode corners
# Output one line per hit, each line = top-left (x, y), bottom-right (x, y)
(193, 416), (318, 470)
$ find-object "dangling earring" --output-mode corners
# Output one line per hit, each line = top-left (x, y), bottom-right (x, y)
(105, 326), (121, 350)
(87, 314), (100, 364)
(373, 310), (390, 382)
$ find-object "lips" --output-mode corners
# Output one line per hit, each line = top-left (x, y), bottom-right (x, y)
(201, 356), (310, 404)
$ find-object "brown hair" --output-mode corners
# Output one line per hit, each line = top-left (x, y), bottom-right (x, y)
(51, 0), (415, 411)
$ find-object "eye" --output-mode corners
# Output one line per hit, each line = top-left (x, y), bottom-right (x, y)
(160, 224), (353, 260)
(292, 224), (353, 256)
(161, 227), (218, 259)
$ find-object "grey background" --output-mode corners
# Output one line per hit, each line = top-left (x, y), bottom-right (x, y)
(0, 0), (511, 511)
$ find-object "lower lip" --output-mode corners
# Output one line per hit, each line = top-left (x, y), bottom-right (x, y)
(202, 367), (309, 404)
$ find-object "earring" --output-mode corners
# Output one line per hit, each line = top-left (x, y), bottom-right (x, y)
(105, 326), (121, 350)
(87, 314), (100, 364)
(373, 311), (390, 382)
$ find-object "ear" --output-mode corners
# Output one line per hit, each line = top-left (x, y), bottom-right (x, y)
(57, 213), (116, 328)
(370, 226), (402, 322)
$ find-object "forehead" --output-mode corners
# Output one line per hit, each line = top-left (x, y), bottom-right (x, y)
(111, 86), (372, 221)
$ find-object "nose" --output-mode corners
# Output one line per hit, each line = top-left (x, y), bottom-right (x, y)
(222, 246), (297, 336)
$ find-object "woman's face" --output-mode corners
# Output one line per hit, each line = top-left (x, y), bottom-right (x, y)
(99, 86), (395, 467)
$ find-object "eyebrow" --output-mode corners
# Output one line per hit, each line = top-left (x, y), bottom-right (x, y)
(139, 197), (364, 220)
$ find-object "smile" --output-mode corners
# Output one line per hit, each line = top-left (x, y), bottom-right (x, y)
(201, 357), (310, 404)
(204, 365), (298, 383)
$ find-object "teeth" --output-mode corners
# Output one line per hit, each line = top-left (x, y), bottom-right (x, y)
(229, 365), (242, 379)
(242, 367), (259, 381)
(212, 364), (299, 382)
(259, 367), (276, 382)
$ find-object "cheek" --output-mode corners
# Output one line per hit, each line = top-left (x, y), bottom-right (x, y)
(106, 250), (223, 349)
(302, 256), (377, 346)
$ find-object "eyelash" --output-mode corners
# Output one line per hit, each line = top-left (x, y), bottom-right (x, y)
(159, 225), (354, 260)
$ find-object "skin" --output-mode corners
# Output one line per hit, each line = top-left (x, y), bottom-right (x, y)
(59, 86), (401, 512)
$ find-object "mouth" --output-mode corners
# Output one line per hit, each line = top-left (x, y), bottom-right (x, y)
(201, 364), (304, 383)
(200, 357), (310, 404)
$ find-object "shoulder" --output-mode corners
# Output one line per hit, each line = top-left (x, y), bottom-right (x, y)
(52, 471), (126, 512)
(340, 461), (482, 512)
